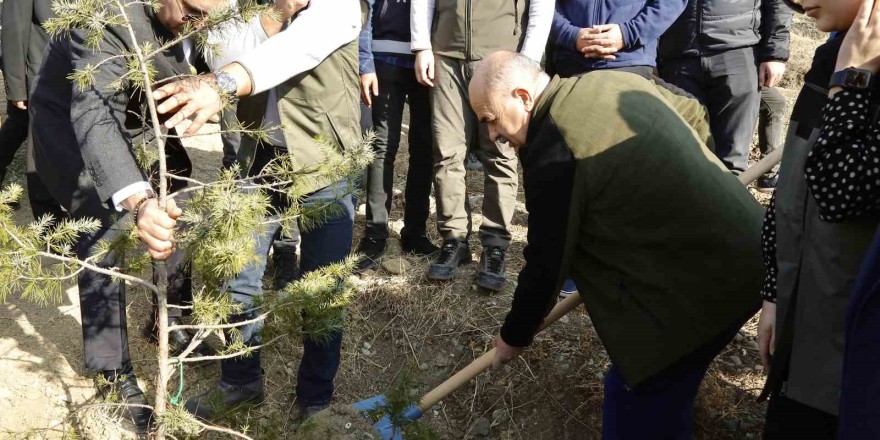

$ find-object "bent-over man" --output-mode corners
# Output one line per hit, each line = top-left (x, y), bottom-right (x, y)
(472, 51), (763, 439)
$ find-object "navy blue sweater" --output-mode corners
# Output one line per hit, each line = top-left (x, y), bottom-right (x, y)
(551, 0), (686, 71)
(358, 0), (415, 74)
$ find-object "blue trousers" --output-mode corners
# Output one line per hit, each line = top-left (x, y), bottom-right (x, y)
(603, 322), (741, 439)
(220, 170), (355, 407)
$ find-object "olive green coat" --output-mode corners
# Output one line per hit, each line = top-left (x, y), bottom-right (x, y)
(236, 40), (362, 193)
(431, 0), (529, 61)
(536, 73), (764, 385)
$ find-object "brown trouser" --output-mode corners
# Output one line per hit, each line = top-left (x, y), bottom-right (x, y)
(431, 55), (517, 248)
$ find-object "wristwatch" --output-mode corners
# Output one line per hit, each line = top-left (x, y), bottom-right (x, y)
(829, 67), (875, 91)
(214, 71), (238, 99)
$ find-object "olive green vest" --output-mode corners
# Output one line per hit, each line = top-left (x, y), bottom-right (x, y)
(431, 0), (528, 61)
(237, 40), (361, 194)
(535, 73), (763, 386)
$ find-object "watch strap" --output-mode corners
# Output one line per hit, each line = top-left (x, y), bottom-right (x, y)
(829, 67), (875, 91)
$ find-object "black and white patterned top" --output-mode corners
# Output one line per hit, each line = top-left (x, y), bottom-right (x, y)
(761, 90), (880, 302)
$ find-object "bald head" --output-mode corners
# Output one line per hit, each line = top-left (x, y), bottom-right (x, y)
(469, 51), (550, 149)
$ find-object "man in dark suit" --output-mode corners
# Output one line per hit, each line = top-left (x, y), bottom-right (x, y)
(28, 0), (226, 433)
(0, 0), (62, 220)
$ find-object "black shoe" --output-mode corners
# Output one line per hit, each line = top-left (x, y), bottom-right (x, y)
(756, 174), (778, 193)
(428, 240), (472, 280)
(355, 236), (387, 273)
(297, 403), (329, 422)
(271, 245), (299, 290)
(184, 379), (265, 421)
(146, 316), (215, 357)
(477, 246), (507, 291)
(400, 235), (440, 256)
(96, 372), (153, 435)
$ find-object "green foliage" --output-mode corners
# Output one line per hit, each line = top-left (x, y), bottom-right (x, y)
(178, 167), (271, 286)
(44, 0), (126, 48)
(0, 184), (104, 305)
(160, 404), (202, 437)
(364, 367), (438, 439)
(261, 258), (357, 344)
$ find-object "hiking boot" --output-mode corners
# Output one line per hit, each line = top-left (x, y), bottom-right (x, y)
(96, 371), (153, 436)
(756, 173), (778, 193)
(400, 234), (440, 256)
(465, 152), (483, 171)
(477, 246), (507, 291)
(428, 239), (472, 280)
(354, 236), (387, 273)
(271, 244), (299, 290)
(184, 379), (265, 421)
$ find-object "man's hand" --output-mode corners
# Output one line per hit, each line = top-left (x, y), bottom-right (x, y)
(415, 50), (435, 87)
(153, 75), (225, 135)
(360, 73), (379, 107)
(491, 335), (525, 370)
(261, 0), (310, 36)
(580, 24), (624, 60)
(123, 195), (182, 260)
(836, 0), (880, 74)
(759, 61), (786, 88)
(11, 101), (27, 110)
(757, 300), (777, 373)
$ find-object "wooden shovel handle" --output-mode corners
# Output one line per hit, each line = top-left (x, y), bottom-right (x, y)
(418, 292), (584, 411)
(738, 147), (783, 186)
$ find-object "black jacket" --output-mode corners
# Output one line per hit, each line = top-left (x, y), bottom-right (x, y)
(658, 0), (792, 62)
(30, 3), (195, 210)
(2, 0), (54, 101)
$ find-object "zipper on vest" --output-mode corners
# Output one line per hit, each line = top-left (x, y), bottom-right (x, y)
(513, 0), (519, 35)
(466, 0), (472, 60)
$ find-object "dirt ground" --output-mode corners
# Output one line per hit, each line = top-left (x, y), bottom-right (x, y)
(0, 16), (825, 440)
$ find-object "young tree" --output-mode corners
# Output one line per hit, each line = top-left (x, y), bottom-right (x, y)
(0, 0), (373, 437)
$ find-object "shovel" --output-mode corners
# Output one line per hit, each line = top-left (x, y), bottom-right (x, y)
(353, 292), (585, 439)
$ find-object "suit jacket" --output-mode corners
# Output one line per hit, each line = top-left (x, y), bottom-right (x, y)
(1, 0), (53, 101)
(30, 3), (196, 212)
(504, 72), (763, 386)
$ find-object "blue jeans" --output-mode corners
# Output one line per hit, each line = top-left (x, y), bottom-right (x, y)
(221, 176), (355, 407)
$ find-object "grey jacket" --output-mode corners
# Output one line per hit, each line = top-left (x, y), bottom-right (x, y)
(1, 0), (53, 101)
(759, 36), (879, 415)
(29, 3), (193, 210)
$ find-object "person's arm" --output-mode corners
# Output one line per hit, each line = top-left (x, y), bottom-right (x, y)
(359, 0), (375, 75)
(519, 0), (554, 62)
(155, 0), (361, 133)
(550, 4), (581, 52)
(804, 90), (880, 221)
(410, 0), (434, 52)
(1, 0), (33, 103)
(758, 0), (792, 63)
(618, 0), (688, 50)
(499, 141), (576, 350)
(758, 194), (778, 371)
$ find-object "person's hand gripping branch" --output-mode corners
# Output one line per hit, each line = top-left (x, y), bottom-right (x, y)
(123, 192), (183, 260)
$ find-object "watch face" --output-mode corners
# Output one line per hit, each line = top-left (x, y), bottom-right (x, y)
(216, 72), (237, 95)
(846, 69), (872, 89)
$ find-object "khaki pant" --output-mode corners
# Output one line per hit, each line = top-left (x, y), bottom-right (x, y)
(431, 55), (517, 247)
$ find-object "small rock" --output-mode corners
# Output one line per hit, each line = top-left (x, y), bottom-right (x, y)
(595, 372), (604, 380)
(363, 341), (372, 350)
(419, 363), (429, 371)
(344, 422), (353, 430)
(433, 410), (440, 416)
(381, 257), (411, 274)
(747, 341), (760, 350)
(360, 347), (372, 356)
(734, 333), (745, 342)
(357, 204), (367, 216)
(754, 364), (764, 371)
(433, 353), (453, 367)
(471, 418), (491, 437)
(730, 355), (743, 367)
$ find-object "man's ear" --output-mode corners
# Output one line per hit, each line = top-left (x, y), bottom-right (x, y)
(514, 87), (533, 111)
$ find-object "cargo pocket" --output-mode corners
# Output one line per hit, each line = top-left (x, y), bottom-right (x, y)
(325, 111), (350, 153)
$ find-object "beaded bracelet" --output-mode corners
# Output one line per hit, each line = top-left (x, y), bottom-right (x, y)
(132, 194), (158, 226)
